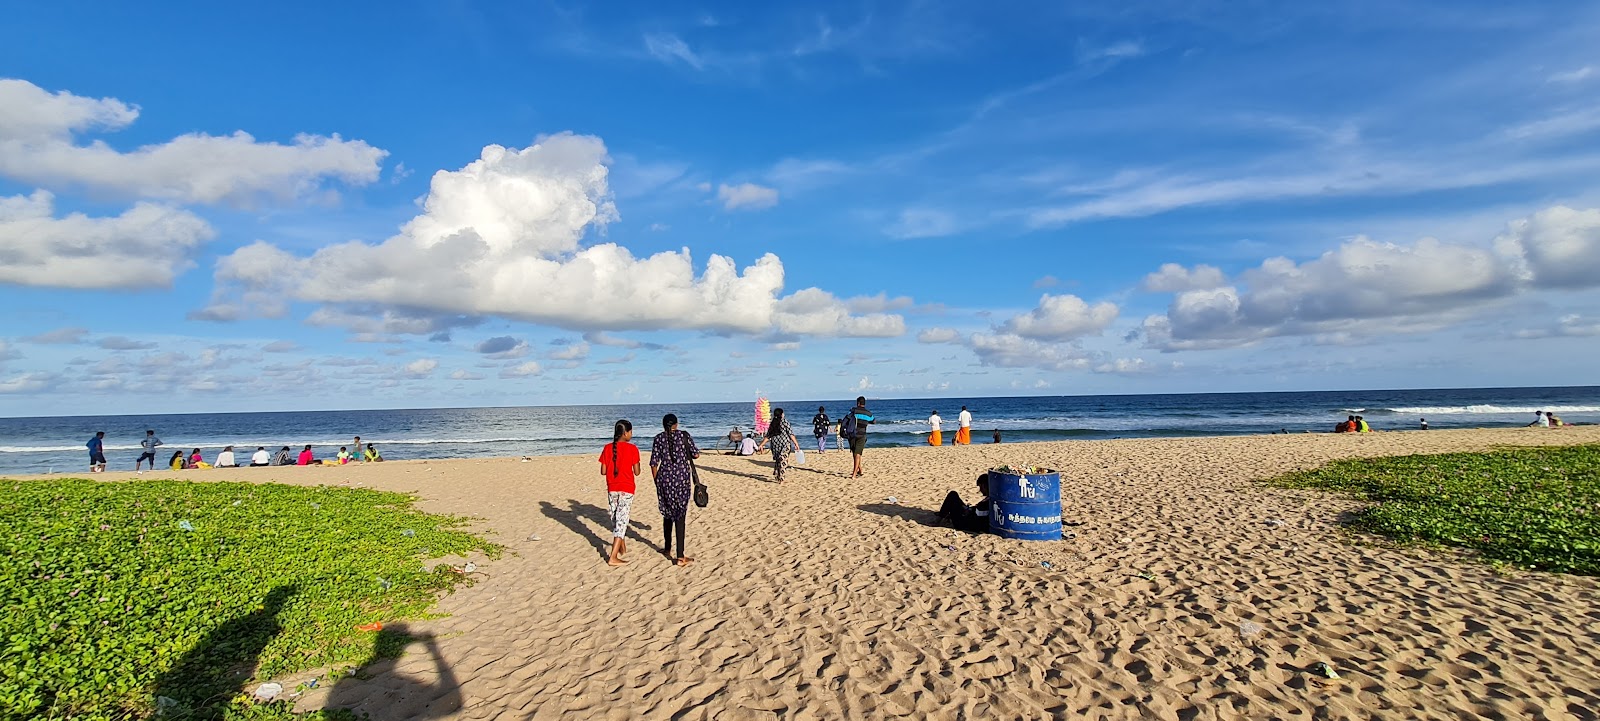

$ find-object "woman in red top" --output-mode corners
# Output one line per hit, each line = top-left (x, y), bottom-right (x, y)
(598, 419), (640, 567)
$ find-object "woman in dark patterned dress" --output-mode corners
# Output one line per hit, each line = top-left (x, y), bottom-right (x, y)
(650, 413), (700, 567)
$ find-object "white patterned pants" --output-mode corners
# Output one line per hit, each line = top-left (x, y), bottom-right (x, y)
(608, 491), (634, 539)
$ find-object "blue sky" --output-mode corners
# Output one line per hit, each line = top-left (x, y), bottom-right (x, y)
(2, 0), (1598, 416)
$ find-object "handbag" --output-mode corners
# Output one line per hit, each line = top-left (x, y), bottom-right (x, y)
(691, 460), (709, 508)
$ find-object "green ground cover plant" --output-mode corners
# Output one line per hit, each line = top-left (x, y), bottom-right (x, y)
(1266, 444), (1600, 575)
(0, 478), (501, 720)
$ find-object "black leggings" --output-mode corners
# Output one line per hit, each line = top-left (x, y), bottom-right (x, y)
(663, 515), (686, 558)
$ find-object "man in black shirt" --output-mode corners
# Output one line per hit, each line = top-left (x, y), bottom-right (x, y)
(845, 396), (873, 478)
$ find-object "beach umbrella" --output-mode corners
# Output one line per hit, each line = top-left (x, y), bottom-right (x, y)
(755, 398), (771, 434)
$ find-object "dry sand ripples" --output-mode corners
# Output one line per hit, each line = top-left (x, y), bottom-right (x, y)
(80, 427), (1600, 719)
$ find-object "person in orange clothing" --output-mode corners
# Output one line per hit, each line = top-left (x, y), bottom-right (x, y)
(956, 406), (973, 444)
(927, 410), (943, 446)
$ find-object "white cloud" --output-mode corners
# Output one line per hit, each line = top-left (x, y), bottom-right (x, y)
(0, 78), (386, 206)
(999, 294), (1119, 341)
(773, 288), (907, 337)
(1547, 66), (1594, 84)
(644, 33), (705, 70)
(883, 208), (958, 238)
(1142, 262), (1226, 292)
(0, 191), (213, 289)
(200, 133), (898, 339)
(0, 341), (17, 362)
(1513, 314), (1600, 339)
(845, 292), (915, 313)
(967, 332), (1092, 371)
(1141, 207), (1600, 350)
(916, 327), (961, 344)
(768, 341), (801, 351)
(262, 340), (300, 353)
(1033, 275), (1059, 289)
(501, 361), (543, 378)
(716, 182), (779, 211)
(582, 331), (643, 348)
(548, 341), (591, 361)
(403, 358), (438, 377)
(0, 372), (55, 394)
(450, 369), (486, 380)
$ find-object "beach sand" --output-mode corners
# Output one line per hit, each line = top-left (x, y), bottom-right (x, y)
(46, 427), (1600, 720)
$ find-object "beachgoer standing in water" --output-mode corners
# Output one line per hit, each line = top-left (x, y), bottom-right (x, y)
(811, 406), (830, 453)
(757, 407), (799, 483)
(650, 414), (700, 567)
(599, 420), (639, 567)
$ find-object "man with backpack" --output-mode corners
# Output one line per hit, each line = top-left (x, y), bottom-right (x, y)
(842, 396), (874, 478)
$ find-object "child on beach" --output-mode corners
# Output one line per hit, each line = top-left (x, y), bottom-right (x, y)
(599, 419), (640, 567)
(337, 446), (351, 464)
(169, 451), (186, 470)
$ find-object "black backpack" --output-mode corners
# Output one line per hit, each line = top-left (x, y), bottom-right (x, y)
(841, 411), (859, 439)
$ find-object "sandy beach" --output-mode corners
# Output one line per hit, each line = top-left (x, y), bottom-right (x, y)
(38, 427), (1600, 720)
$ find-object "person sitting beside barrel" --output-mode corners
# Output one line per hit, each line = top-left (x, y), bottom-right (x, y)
(937, 473), (993, 534)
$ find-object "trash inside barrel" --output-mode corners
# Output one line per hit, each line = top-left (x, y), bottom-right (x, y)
(988, 467), (1063, 541)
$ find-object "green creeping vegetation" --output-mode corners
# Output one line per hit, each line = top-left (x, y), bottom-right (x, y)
(0, 478), (501, 720)
(1266, 444), (1600, 576)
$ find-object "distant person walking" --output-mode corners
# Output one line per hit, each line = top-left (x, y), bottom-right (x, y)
(811, 406), (831, 453)
(956, 406), (973, 445)
(844, 397), (874, 478)
(757, 407), (799, 484)
(136, 429), (162, 471)
(599, 419), (639, 567)
(650, 414), (700, 567)
(86, 431), (107, 473)
(927, 410), (944, 446)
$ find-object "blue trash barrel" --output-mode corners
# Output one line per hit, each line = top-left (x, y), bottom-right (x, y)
(988, 468), (1063, 541)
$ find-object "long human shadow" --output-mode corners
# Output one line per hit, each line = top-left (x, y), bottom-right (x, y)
(324, 623), (460, 719)
(697, 462), (769, 482)
(857, 502), (949, 528)
(539, 499), (662, 561)
(152, 585), (297, 719)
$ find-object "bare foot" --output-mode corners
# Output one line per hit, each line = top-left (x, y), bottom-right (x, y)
(676, 556), (694, 567)
(608, 557), (628, 567)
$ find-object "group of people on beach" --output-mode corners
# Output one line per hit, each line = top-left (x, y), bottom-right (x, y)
(597, 398), (880, 568)
(85, 429), (381, 472)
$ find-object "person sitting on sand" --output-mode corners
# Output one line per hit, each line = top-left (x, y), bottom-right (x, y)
(938, 473), (993, 534)
(336, 446), (352, 464)
(736, 435), (757, 456)
(1355, 416), (1371, 433)
(1528, 411), (1549, 428)
(1548, 412), (1565, 427)
(364, 444), (383, 462)
(271, 446), (293, 466)
(297, 445), (316, 466)
(1335, 415), (1355, 433)
(169, 450), (187, 470)
(216, 446), (236, 468)
(189, 448), (205, 467)
(251, 446), (270, 466)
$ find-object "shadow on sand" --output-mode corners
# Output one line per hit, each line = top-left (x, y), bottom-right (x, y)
(539, 499), (662, 560)
(324, 624), (460, 719)
(857, 502), (950, 528)
(153, 585), (297, 719)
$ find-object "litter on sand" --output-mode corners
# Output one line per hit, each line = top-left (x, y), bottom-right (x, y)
(252, 683), (284, 702)
(1311, 662), (1340, 679)
(1239, 621), (1264, 639)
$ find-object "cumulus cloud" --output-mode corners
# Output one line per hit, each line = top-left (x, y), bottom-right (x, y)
(0, 191), (213, 289)
(1140, 206), (1600, 350)
(199, 134), (898, 339)
(773, 288), (906, 337)
(846, 293), (915, 314)
(402, 358), (438, 377)
(1142, 263), (1226, 292)
(999, 293), (1119, 341)
(450, 369), (486, 380)
(716, 182), (779, 211)
(501, 361), (543, 378)
(475, 335), (529, 359)
(916, 327), (961, 343)
(24, 326), (88, 344)
(967, 332), (1093, 371)
(547, 341), (590, 361)
(0, 78), (386, 206)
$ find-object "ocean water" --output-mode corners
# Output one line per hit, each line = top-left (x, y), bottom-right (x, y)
(2, 386), (1596, 475)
